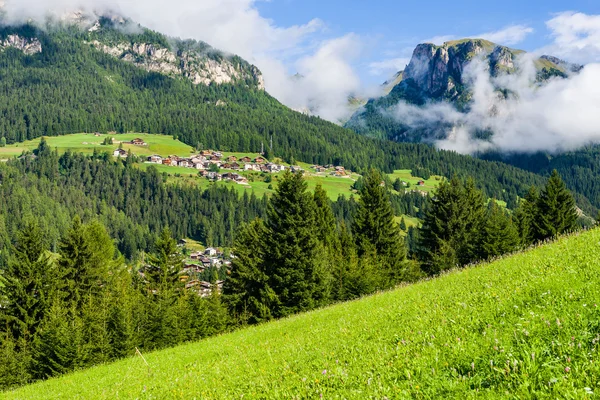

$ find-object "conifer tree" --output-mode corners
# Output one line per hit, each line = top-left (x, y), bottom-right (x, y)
(223, 219), (275, 324)
(399, 217), (407, 231)
(513, 186), (539, 246)
(145, 228), (184, 289)
(418, 177), (486, 275)
(264, 171), (329, 317)
(353, 169), (405, 286)
(313, 184), (339, 250)
(481, 200), (520, 259)
(0, 221), (54, 342)
(533, 170), (578, 240)
(57, 216), (96, 306)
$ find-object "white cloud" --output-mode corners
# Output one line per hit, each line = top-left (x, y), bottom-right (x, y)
(421, 35), (456, 45)
(368, 57), (410, 76)
(386, 54), (600, 154)
(0, 0), (363, 123)
(543, 12), (600, 63)
(478, 24), (534, 45)
(421, 25), (533, 47)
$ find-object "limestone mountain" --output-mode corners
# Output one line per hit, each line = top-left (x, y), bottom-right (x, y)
(346, 39), (582, 142)
(1, 11), (264, 90)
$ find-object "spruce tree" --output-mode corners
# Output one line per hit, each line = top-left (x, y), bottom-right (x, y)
(57, 216), (96, 306)
(514, 187), (539, 246)
(418, 177), (486, 275)
(353, 169), (405, 286)
(481, 200), (520, 259)
(313, 184), (339, 250)
(264, 171), (329, 317)
(145, 228), (184, 289)
(0, 221), (54, 342)
(533, 170), (578, 240)
(223, 219), (275, 324)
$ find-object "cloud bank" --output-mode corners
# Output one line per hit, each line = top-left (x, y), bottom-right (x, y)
(379, 12), (600, 155)
(387, 55), (600, 154)
(0, 0), (364, 123)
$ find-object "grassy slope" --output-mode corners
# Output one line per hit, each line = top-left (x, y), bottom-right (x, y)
(5, 229), (600, 399)
(7, 133), (436, 201)
(0, 133), (194, 158)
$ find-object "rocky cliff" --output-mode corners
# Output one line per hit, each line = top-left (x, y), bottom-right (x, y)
(0, 34), (42, 55)
(89, 39), (264, 89)
(346, 38), (582, 142)
(0, 12), (264, 90)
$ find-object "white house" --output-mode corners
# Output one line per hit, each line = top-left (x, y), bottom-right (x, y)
(148, 155), (163, 164)
(204, 247), (217, 256)
(113, 149), (128, 158)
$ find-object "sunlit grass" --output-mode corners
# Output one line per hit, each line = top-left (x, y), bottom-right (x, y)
(5, 229), (600, 399)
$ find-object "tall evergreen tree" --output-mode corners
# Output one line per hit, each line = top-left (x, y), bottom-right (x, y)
(264, 171), (329, 317)
(57, 217), (96, 306)
(223, 219), (275, 324)
(514, 186), (539, 246)
(0, 221), (54, 342)
(418, 177), (486, 275)
(481, 200), (520, 259)
(313, 184), (339, 250)
(533, 170), (578, 240)
(352, 169), (405, 286)
(145, 228), (184, 289)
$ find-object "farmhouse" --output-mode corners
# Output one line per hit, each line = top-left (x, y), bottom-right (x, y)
(148, 155), (163, 164)
(205, 247), (217, 256)
(255, 156), (266, 164)
(417, 180), (425, 186)
(113, 149), (128, 158)
(240, 157), (252, 163)
(227, 156), (238, 162)
(178, 159), (193, 168)
(130, 138), (148, 146)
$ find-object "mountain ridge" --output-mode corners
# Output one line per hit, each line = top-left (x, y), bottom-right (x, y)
(346, 38), (582, 142)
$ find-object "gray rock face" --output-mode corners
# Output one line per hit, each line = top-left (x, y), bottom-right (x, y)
(1, 35), (42, 55)
(89, 40), (264, 90)
(402, 40), (492, 97)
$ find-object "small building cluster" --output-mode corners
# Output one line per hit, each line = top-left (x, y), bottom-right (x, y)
(312, 164), (351, 177)
(180, 247), (232, 297)
(146, 151), (288, 181)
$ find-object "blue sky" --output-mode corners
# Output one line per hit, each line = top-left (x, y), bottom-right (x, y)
(256, 0), (600, 84)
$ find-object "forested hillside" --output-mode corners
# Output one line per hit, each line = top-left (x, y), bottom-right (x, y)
(0, 21), (588, 211)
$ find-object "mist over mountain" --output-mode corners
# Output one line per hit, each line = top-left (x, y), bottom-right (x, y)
(347, 38), (600, 155)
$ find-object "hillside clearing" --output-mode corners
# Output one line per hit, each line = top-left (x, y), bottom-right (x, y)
(0, 133), (194, 159)
(5, 229), (600, 399)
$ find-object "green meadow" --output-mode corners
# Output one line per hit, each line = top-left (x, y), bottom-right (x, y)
(0, 133), (437, 202)
(0, 133), (194, 159)
(5, 229), (600, 399)
(388, 169), (443, 193)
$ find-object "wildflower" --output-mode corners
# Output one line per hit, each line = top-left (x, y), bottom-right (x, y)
(322, 370), (327, 375)
(471, 362), (475, 370)
(531, 353), (535, 361)
(567, 357), (571, 363)
(556, 318), (561, 326)
(565, 367), (571, 373)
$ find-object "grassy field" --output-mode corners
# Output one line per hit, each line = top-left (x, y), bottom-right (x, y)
(0, 134), (439, 202)
(388, 169), (443, 193)
(139, 163), (358, 201)
(0, 133), (195, 159)
(5, 229), (600, 399)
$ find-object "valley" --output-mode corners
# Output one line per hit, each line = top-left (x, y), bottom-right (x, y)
(0, 5), (598, 398)
(4, 229), (599, 399)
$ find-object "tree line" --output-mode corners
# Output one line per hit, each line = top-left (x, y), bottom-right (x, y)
(0, 218), (228, 389)
(0, 162), (581, 391)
